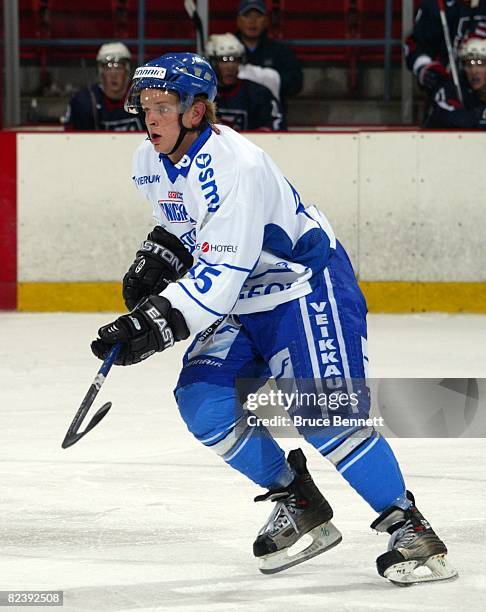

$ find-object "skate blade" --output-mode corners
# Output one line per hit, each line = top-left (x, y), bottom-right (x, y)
(384, 554), (459, 586)
(258, 521), (342, 575)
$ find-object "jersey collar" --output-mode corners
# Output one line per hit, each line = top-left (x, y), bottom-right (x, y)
(159, 126), (212, 183)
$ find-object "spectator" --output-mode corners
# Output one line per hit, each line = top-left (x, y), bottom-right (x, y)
(235, 0), (303, 105)
(65, 42), (143, 131)
(206, 33), (284, 131)
(424, 31), (486, 128)
(404, 0), (486, 95)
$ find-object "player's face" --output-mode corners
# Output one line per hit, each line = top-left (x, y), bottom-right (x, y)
(141, 89), (182, 153)
(100, 62), (129, 100)
(217, 58), (241, 86)
(237, 10), (268, 41)
(464, 58), (486, 94)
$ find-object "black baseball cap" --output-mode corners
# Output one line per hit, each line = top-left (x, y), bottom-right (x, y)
(238, 1), (267, 16)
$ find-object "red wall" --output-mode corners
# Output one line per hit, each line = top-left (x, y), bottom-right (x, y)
(0, 132), (17, 310)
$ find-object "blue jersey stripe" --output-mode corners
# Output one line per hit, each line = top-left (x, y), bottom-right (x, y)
(198, 256), (252, 273)
(248, 267), (298, 281)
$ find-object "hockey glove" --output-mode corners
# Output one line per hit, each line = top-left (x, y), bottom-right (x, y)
(418, 61), (449, 93)
(91, 295), (190, 366)
(123, 226), (194, 310)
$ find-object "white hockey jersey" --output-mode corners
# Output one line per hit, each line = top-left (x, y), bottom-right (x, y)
(131, 125), (336, 335)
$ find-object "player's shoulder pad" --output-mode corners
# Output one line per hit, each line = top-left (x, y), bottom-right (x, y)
(212, 125), (265, 170)
(190, 125), (264, 179)
(187, 126), (264, 212)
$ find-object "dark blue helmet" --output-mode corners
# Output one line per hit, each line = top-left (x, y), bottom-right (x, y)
(124, 52), (217, 114)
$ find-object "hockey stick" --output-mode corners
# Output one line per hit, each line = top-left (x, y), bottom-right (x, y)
(437, 0), (464, 104)
(184, 0), (205, 56)
(61, 341), (122, 449)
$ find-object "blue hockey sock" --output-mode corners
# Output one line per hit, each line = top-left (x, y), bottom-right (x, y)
(336, 434), (406, 513)
(222, 424), (294, 489)
(176, 382), (293, 490)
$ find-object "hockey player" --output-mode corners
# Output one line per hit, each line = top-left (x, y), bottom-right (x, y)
(205, 33), (284, 131)
(91, 52), (457, 584)
(65, 42), (143, 131)
(425, 31), (486, 127)
(405, 0), (486, 95)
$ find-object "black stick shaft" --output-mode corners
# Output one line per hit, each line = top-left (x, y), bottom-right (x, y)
(62, 342), (121, 448)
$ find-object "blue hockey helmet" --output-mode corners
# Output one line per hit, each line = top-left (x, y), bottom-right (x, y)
(124, 52), (217, 114)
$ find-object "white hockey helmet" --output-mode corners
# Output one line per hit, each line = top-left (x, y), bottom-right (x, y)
(458, 34), (486, 62)
(97, 42), (132, 67)
(205, 33), (245, 62)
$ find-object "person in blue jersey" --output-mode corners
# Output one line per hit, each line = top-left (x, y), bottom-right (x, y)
(65, 42), (143, 131)
(205, 33), (284, 131)
(91, 53), (456, 583)
(425, 30), (486, 127)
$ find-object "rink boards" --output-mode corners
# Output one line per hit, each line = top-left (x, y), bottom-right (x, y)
(0, 130), (485, 311)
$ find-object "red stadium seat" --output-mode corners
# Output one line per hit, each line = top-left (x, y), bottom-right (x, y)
(19, 1), (410, 73)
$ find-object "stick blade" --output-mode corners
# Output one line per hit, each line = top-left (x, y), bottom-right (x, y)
(84, 402), (112, 434)
(61, 402), (112, 449)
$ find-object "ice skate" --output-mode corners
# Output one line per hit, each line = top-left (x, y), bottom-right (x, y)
(253, 448), (342, 574)
(371, 491), (458, 586)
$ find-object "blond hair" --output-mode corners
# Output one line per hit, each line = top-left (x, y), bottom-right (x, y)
(194, 95), (218, 124)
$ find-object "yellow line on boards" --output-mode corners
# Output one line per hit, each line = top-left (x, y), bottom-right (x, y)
(17, 282), (126, 312)
(17, 281), (486, 313)
(360, 281), (486, 313)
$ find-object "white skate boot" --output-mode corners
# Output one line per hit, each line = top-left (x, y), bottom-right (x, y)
(253, 448), (342, 574)
(371, 491), (458, 586)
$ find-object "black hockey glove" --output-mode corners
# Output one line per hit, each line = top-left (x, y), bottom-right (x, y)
(91, 295), (190, 366)
(123, 226), (194, 311)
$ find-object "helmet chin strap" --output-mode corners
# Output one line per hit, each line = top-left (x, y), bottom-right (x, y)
(166, 114), (208, 156)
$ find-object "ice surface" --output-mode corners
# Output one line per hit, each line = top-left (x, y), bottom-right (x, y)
(0, 313), (485, 611)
